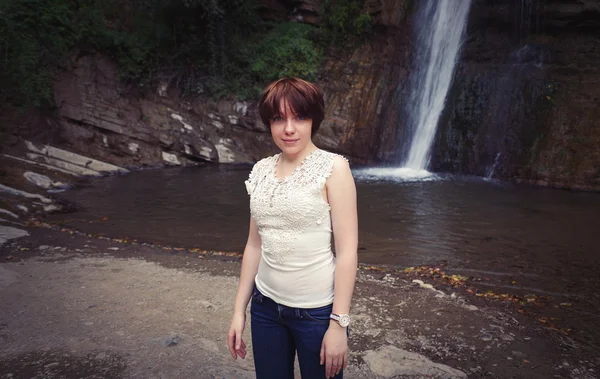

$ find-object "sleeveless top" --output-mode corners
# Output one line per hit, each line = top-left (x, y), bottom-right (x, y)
(245, 149), (342, 308)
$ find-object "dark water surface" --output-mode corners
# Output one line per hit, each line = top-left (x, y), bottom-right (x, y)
(49, 164), (600, 347)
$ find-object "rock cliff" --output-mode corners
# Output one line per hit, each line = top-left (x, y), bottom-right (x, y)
(1, 0), (598, 190)
(430, 0), (600, 190)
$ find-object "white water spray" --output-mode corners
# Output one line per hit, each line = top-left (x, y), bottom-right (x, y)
(403, 0), (472, 171)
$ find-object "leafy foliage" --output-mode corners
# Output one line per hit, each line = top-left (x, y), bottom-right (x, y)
(317, 0), (372, 46)
(0, 0), (76, 106)
(0, 0), (370, 106)
(250, 23), (322, 85)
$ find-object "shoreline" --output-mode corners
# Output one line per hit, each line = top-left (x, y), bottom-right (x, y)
(1, 223), (598, 378)
(22, 218), (587, 338)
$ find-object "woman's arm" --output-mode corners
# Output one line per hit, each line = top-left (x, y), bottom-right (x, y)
(321, 155), (358, 377)
(329, 156), (358, 315)
(233, 216), (262, 314)
(228, 215), (262, 359)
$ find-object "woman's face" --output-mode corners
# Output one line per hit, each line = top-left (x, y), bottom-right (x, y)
(270, 100), (313, 157)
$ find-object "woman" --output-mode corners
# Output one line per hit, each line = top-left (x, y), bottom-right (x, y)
(227, 77), (358, 379)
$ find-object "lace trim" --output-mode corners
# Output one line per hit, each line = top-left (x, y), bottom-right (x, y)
(245, 149), (343, 263)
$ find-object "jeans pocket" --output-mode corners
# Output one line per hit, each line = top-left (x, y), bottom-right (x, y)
(302, 304), (333, 325)
(251, 286), (264, 303)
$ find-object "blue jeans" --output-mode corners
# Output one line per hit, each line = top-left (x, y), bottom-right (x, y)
(250, 286), (343, 379)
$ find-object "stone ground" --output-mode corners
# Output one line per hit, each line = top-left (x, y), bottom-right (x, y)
(1, 225), (598, 379)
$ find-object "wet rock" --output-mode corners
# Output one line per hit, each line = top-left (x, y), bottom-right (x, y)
(512, 350), (526, 358)
(362, 345), (467, 378)
(0, 208), (19, 219)
(0, 225), (29, 247)
(0, 184), (52, 204)
(43, 204), (61, 213)
(412, 279), (433, 289)
(23, 171), (66, 190)
(163, 335), (180, 347)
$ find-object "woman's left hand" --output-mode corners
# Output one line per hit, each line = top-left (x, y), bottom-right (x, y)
(320, 323), (348, 378)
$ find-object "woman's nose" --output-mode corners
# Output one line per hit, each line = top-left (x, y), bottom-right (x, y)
(284, 120), (295, 134)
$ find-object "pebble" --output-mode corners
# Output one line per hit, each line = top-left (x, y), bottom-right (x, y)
(164, 335), (180, 347)
(512, 350), (526, 358)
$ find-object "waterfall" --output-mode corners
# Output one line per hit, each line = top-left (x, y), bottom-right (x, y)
(402, 0), (472, 171)
(486, 153), (502, 179)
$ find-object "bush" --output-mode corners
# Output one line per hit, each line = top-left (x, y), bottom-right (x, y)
(0, 0), (356, 105)
(318, 0), (372, 45)
(250, 23), (322, 84)
(0, 0), (77, 106)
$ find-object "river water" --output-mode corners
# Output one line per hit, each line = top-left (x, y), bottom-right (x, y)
(48, 164), (600, 349)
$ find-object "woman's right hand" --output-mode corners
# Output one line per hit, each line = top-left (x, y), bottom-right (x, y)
(227, 312), (247, 359)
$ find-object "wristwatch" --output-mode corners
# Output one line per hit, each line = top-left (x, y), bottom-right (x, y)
(330, 313), (351, 327)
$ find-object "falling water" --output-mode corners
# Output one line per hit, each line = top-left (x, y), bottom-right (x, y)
(485, 153), (502, 179)
(402, 0), (472, 171)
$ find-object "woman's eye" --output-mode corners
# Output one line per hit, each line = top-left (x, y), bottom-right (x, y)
(297, 115), (307, 120)
(272, 116), (283, 122)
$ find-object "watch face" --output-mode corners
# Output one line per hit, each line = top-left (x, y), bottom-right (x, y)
(339, 314), (350, 327)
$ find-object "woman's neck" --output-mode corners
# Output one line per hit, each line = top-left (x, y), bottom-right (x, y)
(279, 143), (318, 164)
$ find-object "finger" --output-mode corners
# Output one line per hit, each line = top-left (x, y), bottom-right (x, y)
(343, 351), (348, 369)
(235, 338), (246, 359)
(227, 331), (236, 359)
(332, 359), (341, 376)
(320, 344), (325, 365)
(237, 338), (246, 357)
(235, 330), (242, 350)
(235, 336), (244, 351)
(326, 356), (334, 378)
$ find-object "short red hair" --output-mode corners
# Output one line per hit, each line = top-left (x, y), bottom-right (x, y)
(258, 77), (325, 135)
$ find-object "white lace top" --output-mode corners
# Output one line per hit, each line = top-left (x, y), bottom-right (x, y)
(245, 149), (341, 308)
